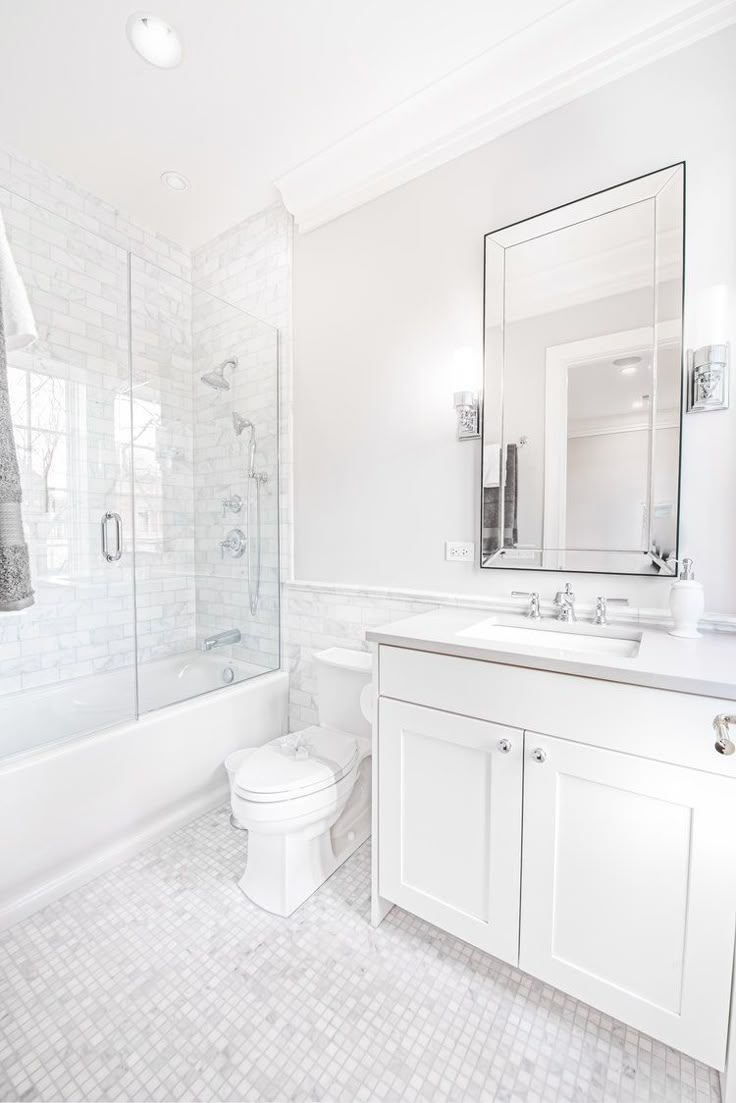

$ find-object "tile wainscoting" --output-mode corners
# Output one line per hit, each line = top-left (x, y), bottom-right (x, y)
(282, 580), (736, 731)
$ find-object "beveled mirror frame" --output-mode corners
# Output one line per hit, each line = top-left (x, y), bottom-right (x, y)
(480, 163), (686, 576)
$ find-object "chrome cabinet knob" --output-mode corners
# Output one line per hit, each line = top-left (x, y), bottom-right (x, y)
(531, 747), (547, 763)
(498, 738), (512, 754)
(713, 715), (736, 756)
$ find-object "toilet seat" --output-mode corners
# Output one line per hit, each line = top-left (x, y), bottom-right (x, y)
(233, 725), (358, 803)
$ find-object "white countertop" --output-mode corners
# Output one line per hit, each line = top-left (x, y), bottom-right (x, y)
(366, 608), (736, 700)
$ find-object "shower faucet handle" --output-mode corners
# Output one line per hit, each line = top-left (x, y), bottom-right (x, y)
(220, 528), (246, 559)
(222, 494), (243, 516)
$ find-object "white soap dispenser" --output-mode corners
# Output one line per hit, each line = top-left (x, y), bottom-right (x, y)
(669, 557), (704, 638)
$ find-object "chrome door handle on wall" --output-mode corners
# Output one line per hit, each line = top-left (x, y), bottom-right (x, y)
(101, 511), (123, 562)
(713, 715), (736, 756)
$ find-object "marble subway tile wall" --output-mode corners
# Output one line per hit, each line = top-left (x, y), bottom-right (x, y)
(129, 258), (196, 665)
(191, 205), (292, 673)
(192, 295), (279, 669)
(0, 147), (192, 698)
(283, 582), (445, 730)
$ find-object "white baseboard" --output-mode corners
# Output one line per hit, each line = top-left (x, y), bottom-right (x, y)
(0, 783), (229, 933)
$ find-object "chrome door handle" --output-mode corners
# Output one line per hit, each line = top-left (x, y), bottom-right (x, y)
(713, 715), (736, 756)
(498, 738), (512, 754)
(531, 747), (547, 763)
(101, 511), (123, 562)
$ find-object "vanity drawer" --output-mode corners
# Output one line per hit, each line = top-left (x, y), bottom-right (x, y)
(378, 644), (736, 777)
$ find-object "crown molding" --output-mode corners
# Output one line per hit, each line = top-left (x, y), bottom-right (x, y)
(275, 0), (736, 233)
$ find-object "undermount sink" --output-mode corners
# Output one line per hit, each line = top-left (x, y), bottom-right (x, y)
(456, 618), (641, 658)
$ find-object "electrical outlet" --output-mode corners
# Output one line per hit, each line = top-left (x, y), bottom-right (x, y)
(445, 541), (474, 562)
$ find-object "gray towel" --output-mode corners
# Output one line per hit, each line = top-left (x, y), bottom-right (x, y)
(0, 295), (33, 610)
(482, 443), (518, 557)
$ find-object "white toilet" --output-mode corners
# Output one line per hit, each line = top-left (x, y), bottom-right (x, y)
(230, 647), (373, 917)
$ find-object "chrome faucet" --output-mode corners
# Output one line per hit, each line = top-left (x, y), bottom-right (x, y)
(512, 590), (541, 619)
(594, 596), (629, 626)
(202, 628), (242, 652)
(554, 583), (576, 623)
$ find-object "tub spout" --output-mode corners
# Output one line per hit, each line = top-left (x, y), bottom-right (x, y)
(202, 628), (242, 651)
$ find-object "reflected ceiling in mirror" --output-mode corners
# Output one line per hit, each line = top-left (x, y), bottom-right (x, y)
(481, 164), (685, 576)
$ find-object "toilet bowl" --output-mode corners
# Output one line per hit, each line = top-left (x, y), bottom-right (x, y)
(230, 647), (373, 916)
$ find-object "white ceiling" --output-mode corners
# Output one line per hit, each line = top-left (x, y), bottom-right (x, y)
(0, 0), (733, 248)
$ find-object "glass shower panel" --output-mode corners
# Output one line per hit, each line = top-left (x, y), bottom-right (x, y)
(0, 191), (137, 758)
(130, 257), (279, 714)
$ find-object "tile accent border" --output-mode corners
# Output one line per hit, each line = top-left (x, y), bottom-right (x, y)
(283, 578), (736, 730)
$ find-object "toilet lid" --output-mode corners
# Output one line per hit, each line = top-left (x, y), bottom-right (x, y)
(233, 726), (359, 802)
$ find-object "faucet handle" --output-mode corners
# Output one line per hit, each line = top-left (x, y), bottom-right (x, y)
(594, 596), (629, 625)
(512, 590), (541, 619)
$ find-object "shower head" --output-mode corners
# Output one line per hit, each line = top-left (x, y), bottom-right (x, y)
(201, 356), (238, 391)
(232, 412), (253, 436)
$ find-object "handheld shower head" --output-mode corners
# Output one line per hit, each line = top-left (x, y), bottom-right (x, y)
(201, 356), (238, 391)
(232, 412), (257, 477)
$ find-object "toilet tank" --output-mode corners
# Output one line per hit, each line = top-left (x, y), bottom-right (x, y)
(314, 648), (372, 738)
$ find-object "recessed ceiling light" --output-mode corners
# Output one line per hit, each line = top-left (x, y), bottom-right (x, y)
(161, 171), (189, 191)
(126, 13), (182, 68)
(614, 354), (642, 375)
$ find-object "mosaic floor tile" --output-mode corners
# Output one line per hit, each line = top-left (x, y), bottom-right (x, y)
(0, 807), (722, 1102)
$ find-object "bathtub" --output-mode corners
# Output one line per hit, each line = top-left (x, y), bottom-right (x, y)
(0, 651), (270, 759)
(0, 662), (288, 930)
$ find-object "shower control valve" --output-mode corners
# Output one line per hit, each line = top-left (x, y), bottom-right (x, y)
(220, 528), (246, 559)
(222, 494), (243, 516)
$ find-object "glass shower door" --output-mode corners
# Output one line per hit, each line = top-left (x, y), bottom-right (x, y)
(130, 255), (280, 714)
(0, 192), (138, 757)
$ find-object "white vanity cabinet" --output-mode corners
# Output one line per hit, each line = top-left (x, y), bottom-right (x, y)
(378, 698), (522, 964)
(372, 642), (736, 1073)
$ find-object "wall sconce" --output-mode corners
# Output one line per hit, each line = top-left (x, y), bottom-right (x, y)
(453, 390), (480, 440)
(687, 344), (729, 412)
(687, 285), (732, 412)
(452, 346), (481, 440)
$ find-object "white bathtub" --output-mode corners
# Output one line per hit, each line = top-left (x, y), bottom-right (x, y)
(0, 651), (270, 759)
(0, 664), (288, 930)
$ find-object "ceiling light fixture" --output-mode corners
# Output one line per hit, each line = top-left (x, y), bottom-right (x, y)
(160, 171), (189, 191)
(614, 355), (642, 376)
(126, 13), (182, 68)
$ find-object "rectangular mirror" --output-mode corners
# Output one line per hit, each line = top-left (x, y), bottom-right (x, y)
(481, 164), (684, 575)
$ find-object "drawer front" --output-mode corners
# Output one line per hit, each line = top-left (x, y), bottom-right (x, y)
(379, 645), (736, 777)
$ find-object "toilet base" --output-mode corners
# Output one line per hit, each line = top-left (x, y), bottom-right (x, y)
(238, 758), (371, 917)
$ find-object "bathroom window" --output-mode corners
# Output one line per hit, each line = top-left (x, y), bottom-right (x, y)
(8, 359), (86, 579)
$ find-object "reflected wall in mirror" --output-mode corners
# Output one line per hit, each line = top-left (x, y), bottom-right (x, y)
(481, 164), (684, 575)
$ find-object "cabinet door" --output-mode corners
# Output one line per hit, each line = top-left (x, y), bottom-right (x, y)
(520, 732), (736, 1069)
(378, 698), (522, 964)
